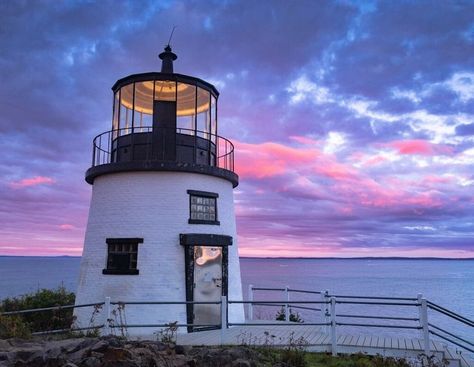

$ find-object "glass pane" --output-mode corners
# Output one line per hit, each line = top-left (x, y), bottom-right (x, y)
(211, 95), (217, 142)
(155, 80), (176, 101)
(197, 87), (210, 139)
(113, 92), (119, 138)
(134, 81), (153, 131)
(177, 82), (196, 135)
(120, 84), (134, 136)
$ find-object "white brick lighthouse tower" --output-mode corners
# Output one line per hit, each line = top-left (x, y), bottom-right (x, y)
(74, 46), (244, 335)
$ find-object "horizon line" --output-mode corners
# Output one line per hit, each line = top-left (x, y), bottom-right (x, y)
(0, 255), (473, 260)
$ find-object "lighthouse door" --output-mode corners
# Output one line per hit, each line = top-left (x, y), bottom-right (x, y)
(193, 246), (223, 329)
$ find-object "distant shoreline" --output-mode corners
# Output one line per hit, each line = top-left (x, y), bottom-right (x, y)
(1, 255), (473, 260)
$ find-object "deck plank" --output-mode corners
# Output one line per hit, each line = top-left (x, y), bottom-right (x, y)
(364, 336), (371, 347)
(356, 335), (366, 347)
(341, 334), (351, 345)
(370, 336), (379, 348)
(377, 336), (385, 348)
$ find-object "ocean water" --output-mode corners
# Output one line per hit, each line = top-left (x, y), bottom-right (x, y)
(0, 256), (472, 346)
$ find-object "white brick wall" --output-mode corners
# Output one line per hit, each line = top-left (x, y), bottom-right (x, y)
(74, 171), (244, 336)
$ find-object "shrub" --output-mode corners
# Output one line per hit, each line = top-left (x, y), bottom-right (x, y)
(0, 286), (75, 334)
(0, 315), (31, 339)
(275, 306), (303, 323)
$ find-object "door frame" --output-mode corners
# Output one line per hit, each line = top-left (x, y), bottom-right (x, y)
(180, 233), (232, 332)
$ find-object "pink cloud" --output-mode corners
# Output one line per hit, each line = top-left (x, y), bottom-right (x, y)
(59, 224), (76, 230)
(234, 139), (449, 213)
(234, 141), (319, 179)
(313, 161), (357, 180)
(387, 140), (454, 156)
(289, 135), (319, 145)
(9, 176), (56, 189)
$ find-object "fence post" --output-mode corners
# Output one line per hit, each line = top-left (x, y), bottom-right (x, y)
(248, 284), (253, 321)
(321, 289), (330, 334)
(220, 295), (228, 345)
(285, 286), (290, 322)
(330, 296), (337, 356)
(103, 297), (111, 335)
(418, 295), (430, 356)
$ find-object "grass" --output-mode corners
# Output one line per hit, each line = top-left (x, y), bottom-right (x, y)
(255, 350), (444, 367)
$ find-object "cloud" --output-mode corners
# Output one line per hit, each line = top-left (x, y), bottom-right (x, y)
(386, 140), (454, 156)
(9, 176), (56, 189)
(59, 224), (76, 230)
(0, 1), (473, 257)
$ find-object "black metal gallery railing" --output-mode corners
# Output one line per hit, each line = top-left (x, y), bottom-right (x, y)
(91, 127), (235, 172)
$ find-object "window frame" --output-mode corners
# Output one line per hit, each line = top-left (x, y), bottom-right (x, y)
(102, 237), (143, 275)
(187, 189), (220, 225)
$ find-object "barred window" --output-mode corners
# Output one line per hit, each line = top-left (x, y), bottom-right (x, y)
(102, 238), (143, 275)
(187, 190), (219, 225)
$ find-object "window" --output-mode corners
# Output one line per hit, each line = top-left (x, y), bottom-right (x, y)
(102, 238), (143, 275)
(187, 190), (219, 225)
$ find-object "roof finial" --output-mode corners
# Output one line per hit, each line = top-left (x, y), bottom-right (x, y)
(167, 26), (177, 47)
(159, 27), (178, 73)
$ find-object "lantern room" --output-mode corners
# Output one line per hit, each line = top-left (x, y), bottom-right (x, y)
(85, 46), (237, 187)
(112, 75), (217, 140)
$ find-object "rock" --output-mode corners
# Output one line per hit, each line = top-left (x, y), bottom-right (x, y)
(175, 345), (192, 355)
(77, 356), (101, 367)
(102, 347), (132, 362)
(91, 340), (109, 353)
(60, 339), (87, 354)
(102, 361), (138, 367)
(0, 340), (10, 351)
(12, 346), (44, 362)
(0, 337), (277, 367)
(232, 359), (251, 367)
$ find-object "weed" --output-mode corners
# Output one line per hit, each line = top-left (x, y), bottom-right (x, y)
(110, 302), (128, 338)
(154, 321), (178, 344)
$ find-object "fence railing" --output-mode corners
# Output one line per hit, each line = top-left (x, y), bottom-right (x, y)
(247, 285), (474, 355)
(1, 288), (472, 357)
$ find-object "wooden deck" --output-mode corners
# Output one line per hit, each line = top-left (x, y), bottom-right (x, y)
(177, 325), (473, 367)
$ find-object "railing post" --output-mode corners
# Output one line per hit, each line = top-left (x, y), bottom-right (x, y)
(220, 295), (228, 345)
(92, 142), (96, 166)
(418, 294), (430, 356)
(103, 296), (111, 336)
(285, 286), (290, 322)
(248, 284), (253, 321)
(330, 296), (337, 356)
(321, 289), (330, 334)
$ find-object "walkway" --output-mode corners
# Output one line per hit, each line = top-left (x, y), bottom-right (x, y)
(177, 324), (473, 367)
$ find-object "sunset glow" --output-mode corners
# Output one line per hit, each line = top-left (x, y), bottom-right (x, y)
(0, 1), (473, 257)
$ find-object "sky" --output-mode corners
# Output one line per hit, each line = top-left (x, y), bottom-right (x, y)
(1, 0), (473, 258)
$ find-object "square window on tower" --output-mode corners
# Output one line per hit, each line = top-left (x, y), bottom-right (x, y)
(187, 190), (220, 225)
(102, 238), (143, 275)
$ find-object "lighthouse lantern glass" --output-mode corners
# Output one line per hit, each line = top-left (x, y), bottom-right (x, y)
(133, 81), (153, 131)
(155, 80), (176, 102)
(196, 88), (210, 139)
(120, 84), (134, 135)
(112, 80), (217, 142)
(211, 95), (217, 143)
(177, 82), (196, 135)
(113, 92), (119, 138)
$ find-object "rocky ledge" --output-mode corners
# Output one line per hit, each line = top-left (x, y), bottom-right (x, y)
(0, 336), (269, 367)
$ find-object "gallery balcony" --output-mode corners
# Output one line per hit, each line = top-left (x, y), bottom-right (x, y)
(85, 127), (238, 187)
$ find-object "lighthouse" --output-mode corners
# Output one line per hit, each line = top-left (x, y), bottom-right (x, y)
(74, 46), (244, 335)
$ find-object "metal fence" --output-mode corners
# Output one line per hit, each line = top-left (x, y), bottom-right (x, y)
(1, 288), (472, 356)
